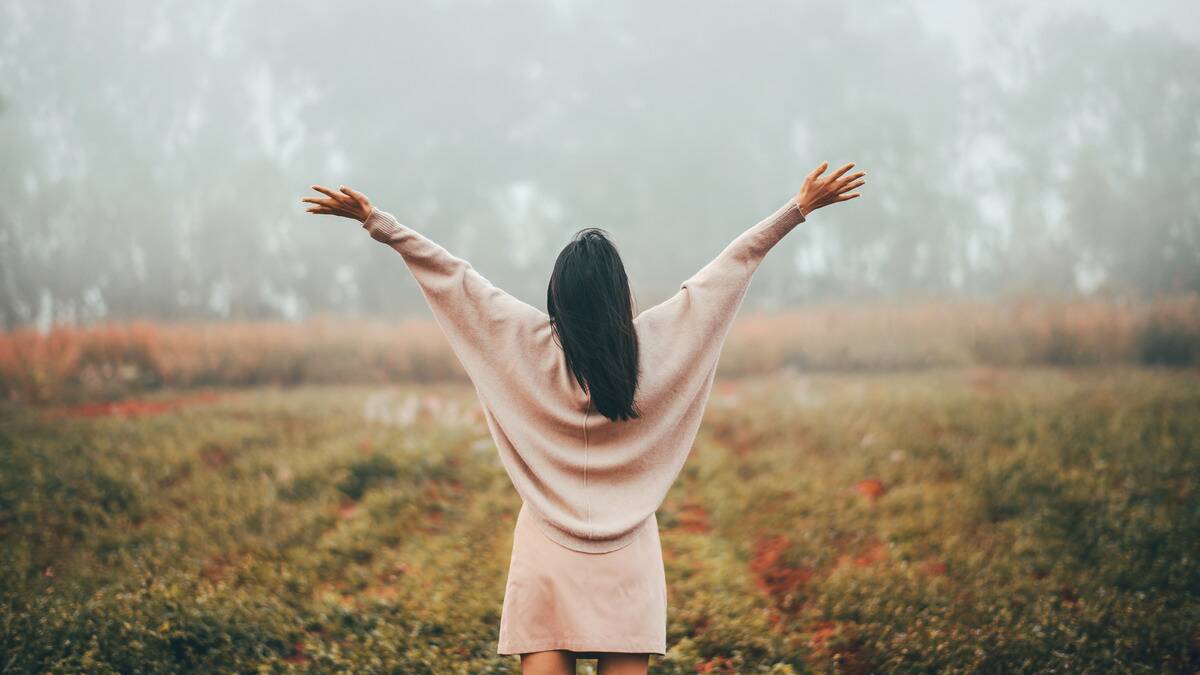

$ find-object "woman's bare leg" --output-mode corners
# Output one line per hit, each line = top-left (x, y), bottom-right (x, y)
(597, 652), (649, 675)
(520, 649), (576, 674)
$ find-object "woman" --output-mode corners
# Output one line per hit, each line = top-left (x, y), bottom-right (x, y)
(302, 161), (864, 674)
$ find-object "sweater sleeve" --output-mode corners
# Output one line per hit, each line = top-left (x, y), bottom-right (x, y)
(637, 194), (806, 330)
(361, 207), (549, 379)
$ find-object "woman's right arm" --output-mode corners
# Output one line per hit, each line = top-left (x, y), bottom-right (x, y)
(302, 184), (548, 388)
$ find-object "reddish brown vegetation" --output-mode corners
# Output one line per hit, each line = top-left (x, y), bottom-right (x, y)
(283, 642), (307, 665)
(51, 391), (222, 418)
(676, 502), (712, 534)
(807, 620), (840, 650)
(201, 554), (232, 583)
(854, 478), (887, 503)
(751, 534), (893, 619)
(695, 655), (738, 673)
(747, 532), (912, 672)
(919, 560), (948, 576)
(805, 619), (869, 674)
(967, 366), (1010, 393)
(369, 585), (400, 603)
(750, 535), (815, 615)
(5, 296), (1196, 404)
(199, 442), (233, 467)
(422, 478), (464, 502)
(838, 538), (888, 568)
(725, 296), (1200, 375)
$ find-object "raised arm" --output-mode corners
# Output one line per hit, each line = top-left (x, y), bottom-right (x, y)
(634, 161), (865, 349)
(302, 184), (548, 379)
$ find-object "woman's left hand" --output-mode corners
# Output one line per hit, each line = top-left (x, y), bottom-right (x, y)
(302, 184), (374, 222)
(794, 162), (865, 217)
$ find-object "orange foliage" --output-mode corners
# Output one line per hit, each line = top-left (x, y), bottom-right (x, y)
(853, 479), (887, 503)
(48, 391), (222, 418)
(750, 535), (814, 614)
(676, 502), (712, 534)
(0, 317), (460, 403)
(2, 296), (1197, 403)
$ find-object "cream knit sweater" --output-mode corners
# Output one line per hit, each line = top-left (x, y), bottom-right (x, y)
(363, 195), (806, 553)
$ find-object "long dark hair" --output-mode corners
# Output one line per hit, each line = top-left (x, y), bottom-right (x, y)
(547, 227), (642, 422)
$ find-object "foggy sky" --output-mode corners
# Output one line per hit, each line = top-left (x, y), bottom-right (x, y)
(1, 0), (1198, 329)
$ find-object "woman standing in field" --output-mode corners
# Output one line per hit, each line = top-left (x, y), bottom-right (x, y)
(302, 161), (865, 674)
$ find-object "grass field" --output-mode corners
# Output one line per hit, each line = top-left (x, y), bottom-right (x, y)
(2, 367), (1198, 673)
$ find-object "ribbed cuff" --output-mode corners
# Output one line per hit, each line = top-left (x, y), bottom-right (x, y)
(787, 194), (807, 222)
(362, 207), (402, 242)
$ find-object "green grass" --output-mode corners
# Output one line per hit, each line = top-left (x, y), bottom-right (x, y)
(2, 368), (1198, 673)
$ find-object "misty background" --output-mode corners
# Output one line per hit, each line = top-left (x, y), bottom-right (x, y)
(2, 0), (1198, 330)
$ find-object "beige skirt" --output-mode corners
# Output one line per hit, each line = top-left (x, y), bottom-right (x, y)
(496, 501), (668, 656)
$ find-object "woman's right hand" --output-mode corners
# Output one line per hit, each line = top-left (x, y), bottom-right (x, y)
(795, 162), (865, 217)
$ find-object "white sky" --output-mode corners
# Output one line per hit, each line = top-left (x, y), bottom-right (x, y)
(916, 0), (1200, 64)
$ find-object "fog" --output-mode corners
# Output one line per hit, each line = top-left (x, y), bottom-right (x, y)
(2, 0), (1198, 329)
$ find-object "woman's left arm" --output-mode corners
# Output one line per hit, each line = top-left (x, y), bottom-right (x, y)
(303, 184), (549, 377)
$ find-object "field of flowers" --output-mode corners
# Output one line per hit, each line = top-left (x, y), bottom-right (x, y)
(2, 366), (1197, 672)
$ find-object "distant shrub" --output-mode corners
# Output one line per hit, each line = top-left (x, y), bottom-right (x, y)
(336, 454), (400, 501)
(3, 297), (1199, 403)
(72, 321), (165, 395)
(0, 326), (83, 403)
(279, 472), (326, 502)
(1137, 299), (1200, 366)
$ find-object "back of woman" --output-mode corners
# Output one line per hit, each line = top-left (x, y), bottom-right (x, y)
(302, 160), (865, 673)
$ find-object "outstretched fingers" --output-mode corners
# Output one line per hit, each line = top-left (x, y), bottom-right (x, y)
(311, 184), (350, 202)
(806, 161), (829, 184)
(302, 183), (374, 223)
(339, 185), (372, 213)
(827, 162), (856, 182)
(301, 196), (339, 209)
(303, 199), (356, 218)
(834, 170), (866, 189)
(839, 177), (866, 193)
(303, 184), (361, 216)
